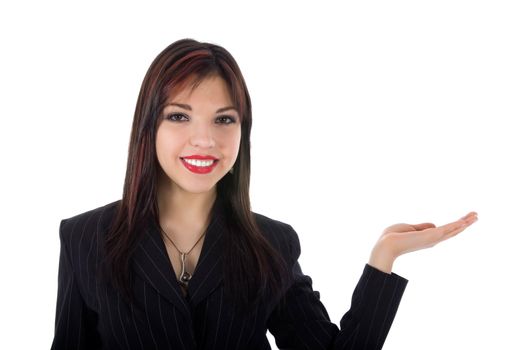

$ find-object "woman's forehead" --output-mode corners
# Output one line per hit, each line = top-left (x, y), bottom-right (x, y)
(165, 74), (233, 104)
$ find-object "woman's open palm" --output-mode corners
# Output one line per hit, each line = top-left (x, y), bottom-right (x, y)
(379, 212), (478, 259)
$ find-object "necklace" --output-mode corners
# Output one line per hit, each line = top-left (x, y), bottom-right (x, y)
(160, 225), (207, 289)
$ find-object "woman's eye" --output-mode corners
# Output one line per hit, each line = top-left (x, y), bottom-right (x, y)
(167, 113), (189, 122)
(166, 113), (236, 124)
(216, 115), (236, 124)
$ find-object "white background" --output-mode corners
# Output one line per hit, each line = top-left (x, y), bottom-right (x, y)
(1, 1), (524, 349)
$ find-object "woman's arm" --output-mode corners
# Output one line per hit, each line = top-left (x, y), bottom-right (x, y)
(51, 219), (101, 350)
(268, 212), (478, 349)
(267, 224), (408, 350)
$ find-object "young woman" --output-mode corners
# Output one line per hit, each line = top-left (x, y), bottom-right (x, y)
(51, 38), (478, 350)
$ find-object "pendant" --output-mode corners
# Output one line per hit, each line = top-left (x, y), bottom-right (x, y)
(179, 253), (192, 286)
(180, 271), (192, 284)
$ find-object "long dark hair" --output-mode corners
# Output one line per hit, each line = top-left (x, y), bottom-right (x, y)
(104, 38), (290, 311)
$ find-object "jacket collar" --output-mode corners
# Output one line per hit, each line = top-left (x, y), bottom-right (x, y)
(132, 196), (227, 318)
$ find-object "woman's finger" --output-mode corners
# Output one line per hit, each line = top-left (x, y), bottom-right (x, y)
(419, 214), (478, 246)
(440, 215), (478, 241)
(461, 211), (478, 221)
(383, 222), (436, 234)
(411, 223), (436, 231)
(440, 226), (468, 241)
(381, 212), (479, 257)
(400, 220), (466, 247)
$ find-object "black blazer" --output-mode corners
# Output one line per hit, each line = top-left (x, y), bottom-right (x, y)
(51, 199), (408, 350)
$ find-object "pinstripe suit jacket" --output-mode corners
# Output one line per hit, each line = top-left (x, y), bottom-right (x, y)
(51, 198), (408, 350)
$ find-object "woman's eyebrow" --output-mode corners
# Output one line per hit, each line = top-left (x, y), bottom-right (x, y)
(165, 103), (238, 114)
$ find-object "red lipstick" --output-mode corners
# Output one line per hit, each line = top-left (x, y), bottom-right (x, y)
(180, 155), (219, 174)
(182, 155), (219, 160)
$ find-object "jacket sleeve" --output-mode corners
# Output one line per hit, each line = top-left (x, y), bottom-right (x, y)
(51, 219), (101, 350)
(267, 224), (408, 350)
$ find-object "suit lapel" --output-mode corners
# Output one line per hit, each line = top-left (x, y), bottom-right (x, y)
(187, 201), (226, 307)
(132, 196), (228, 316)
(132, 217), (192, 318)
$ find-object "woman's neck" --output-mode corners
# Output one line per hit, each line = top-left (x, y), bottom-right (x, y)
(156, 177), (217, 237)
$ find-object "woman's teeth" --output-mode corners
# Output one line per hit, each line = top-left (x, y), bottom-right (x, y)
(183, 158), (215, 167)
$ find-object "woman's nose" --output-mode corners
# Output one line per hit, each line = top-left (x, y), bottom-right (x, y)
(189, 122), (216, 149)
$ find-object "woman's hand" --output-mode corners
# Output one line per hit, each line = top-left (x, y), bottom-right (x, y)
(368, 212), (478, 274)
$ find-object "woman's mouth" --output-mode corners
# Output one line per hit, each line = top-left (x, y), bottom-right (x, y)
(180, 157), (219, 174)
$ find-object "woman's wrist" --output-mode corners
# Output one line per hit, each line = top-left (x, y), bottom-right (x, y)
(368, 244), (396, 274)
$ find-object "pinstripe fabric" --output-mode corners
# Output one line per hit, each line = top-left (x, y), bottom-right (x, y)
(51, 199), (408, 349)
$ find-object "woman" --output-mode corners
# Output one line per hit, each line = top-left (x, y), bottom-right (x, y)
(51, 38), (478, 349)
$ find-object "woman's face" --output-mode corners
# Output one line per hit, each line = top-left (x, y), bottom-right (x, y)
(155, 74), (242, 197)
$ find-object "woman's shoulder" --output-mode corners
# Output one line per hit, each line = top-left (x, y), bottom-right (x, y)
(252, 211), (301, 260)
(58, 199), (121, 243)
